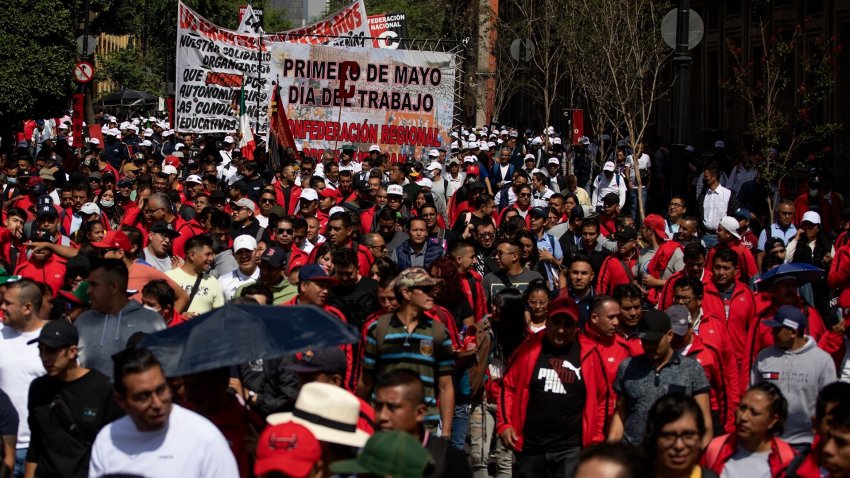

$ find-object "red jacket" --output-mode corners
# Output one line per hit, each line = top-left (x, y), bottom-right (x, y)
(828, 243), (850, 291)
(657, 269), (713, 311)
(597, 254), (638, 296)
(795, 193), (840, 232)
(273, 183), (302, 216)
(172, 219), (207, 258)
(743, 294), (827, 388)
(682, 334), (739, 433)
(579, 329), (633, 440)
(817, 319), (849, 373)
(496, 332), (608, 450)
(15, 255), (66, 297)
(701, 280), (756, 375)
(307, 239), (373, 277)
(460, 270), (486, 322)
(705, 240), (758, 284)
(701, 433), (796, 477)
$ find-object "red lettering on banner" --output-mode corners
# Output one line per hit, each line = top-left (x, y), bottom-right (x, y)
(205, 72), (243, 88)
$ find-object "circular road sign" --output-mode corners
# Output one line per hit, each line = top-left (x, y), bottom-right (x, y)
(74, 61), (95, 84)
(661, 8), (704, 51)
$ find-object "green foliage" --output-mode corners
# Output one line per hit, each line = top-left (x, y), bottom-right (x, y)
(252, 0), (292, 33)
(0, 0), (76, 120)
(723, 20), (842, 189)
(96, 47), (161, 95)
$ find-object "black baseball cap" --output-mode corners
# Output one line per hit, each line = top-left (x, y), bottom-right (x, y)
(286, 347), (347, 376)
(150, 220), (181, 239)
(602, 192), (620, 206)
(614, 226), (638, 242)
(28, 319), (79, 347)
(637, 309), (672, 341)
(260, 245), (287, 269)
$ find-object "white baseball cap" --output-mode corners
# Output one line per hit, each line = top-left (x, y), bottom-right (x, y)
(140, 140), (152, 147)
(162, 165), (178, 175)
(417, 178), (433, 189)
(234, 198), (256, 210)
(223, 135), (235, 144)
(80, 202), (100, 216)
(387, 184), (404, 196)
(369, 144), (380, 152)
(428, 149), (440, 157)
(162, 130), (174, 137)
(718, 216), (742, 240)
(185, 175), (202, 184)
(801, 211), (821, 225)
(233, 235), (258, 253)
(144, 128), (154, 137)
(89, 138), (100, 146)
(552, 137), (562, 145)
(603, 161), (616, 172)
(715, 140), (726, 149)
(174, 143), (185, 151)
(463, 155), (476, 163)
(329, 206), (345, 216)
(547, 157), (560, 165)
(524, 153), (535, 161)
(479, 142), (489, 151)
(426, 162), (442, 171)
(299, 188), (318, 201)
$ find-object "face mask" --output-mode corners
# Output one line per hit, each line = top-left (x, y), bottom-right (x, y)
(100, 199), (114, 208)
(7, 178), (16, 185)
(142, 304), (160, 313)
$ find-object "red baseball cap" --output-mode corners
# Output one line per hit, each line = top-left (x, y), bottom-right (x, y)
(319, 188), (338, 200)
(643, 214), (667, 240)
(91, 230), (132, 253)
(548, 295), (580, 322)
(466, 165), (480, 176)
(254, 422), (321, 478)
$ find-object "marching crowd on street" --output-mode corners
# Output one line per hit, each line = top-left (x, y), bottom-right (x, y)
(2, 115), (850, 478)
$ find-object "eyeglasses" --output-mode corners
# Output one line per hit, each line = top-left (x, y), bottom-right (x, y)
(669, 203), (684, 208)
(517, 193), (531, 197)
(260, 198), (276, 204)
(475, 232), (495, 238)
(658, 430), (701, 446)
(411, 285), (435, 294)
(673, 295), (696, 304)
(368, 244), (387, 251)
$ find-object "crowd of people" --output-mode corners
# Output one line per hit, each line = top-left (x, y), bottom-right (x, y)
(1, 115), (850, 478)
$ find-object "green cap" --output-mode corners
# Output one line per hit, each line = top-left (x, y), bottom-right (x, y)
(0, 275), (21, 286)
(329, 431), (431, 478)
(58, 281), (91, 306)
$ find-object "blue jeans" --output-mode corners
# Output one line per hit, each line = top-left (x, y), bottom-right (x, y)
(516, 447), (581, 478)
(627, 187), (647, 224)
(451, 404), (471, 450)
(703, 233), (719, 249)
(14, 448), (26, 478)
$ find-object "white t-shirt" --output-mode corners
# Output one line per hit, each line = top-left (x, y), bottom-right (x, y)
(165, 268), (225, 314)
(218, 267), (260, 302)
(625, 153), (650, 187)
(719, 447), (771, 478)
(0, 325), (46, 448)
(89, 404), (238, 478)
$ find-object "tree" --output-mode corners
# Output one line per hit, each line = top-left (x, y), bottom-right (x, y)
(570, 0), (670, 220)
(96, 47), (161, 94)
(722, 17), (841, 218)
(0, 0), (76, 122)
(494, 0), (572, 127)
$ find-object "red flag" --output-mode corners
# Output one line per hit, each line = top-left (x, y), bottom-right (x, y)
(72, 94), (85, 148)
(269, 82), (296, 150)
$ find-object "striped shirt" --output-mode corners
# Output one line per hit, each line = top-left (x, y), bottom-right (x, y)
(363, 314), (454, 424)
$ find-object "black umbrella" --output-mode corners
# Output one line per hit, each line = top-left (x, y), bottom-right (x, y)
(138, 304), (358, 377)
(100, 89), (157, 106)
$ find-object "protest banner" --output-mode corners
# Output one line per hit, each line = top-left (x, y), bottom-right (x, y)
(174, 0), (369, 134)
(367, 13), (408, 49)
(267, 43), (455, 162)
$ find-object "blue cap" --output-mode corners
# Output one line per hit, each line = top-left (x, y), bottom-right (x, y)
(764, 305), (807, 331)
(733, 207), (752, 221)
(298, 264), (338, 285)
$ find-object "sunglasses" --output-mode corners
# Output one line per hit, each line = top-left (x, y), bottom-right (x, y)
(276, 228), (294, 234)
(411, 285), (435, 294)
(260, 198), (276, 204)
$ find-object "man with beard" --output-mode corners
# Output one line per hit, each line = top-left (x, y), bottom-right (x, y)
(142, 220), (181, 273)
(375, 207), (406, 252)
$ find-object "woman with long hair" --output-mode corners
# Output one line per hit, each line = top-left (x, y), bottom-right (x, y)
(469, 287), (524, 478)
(646, 394), (715, 478)
(74, 219), (106, 261)
(96, 188), (122, 230)
(369, 256), (397, 284)
(701, 382), (795, 477)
